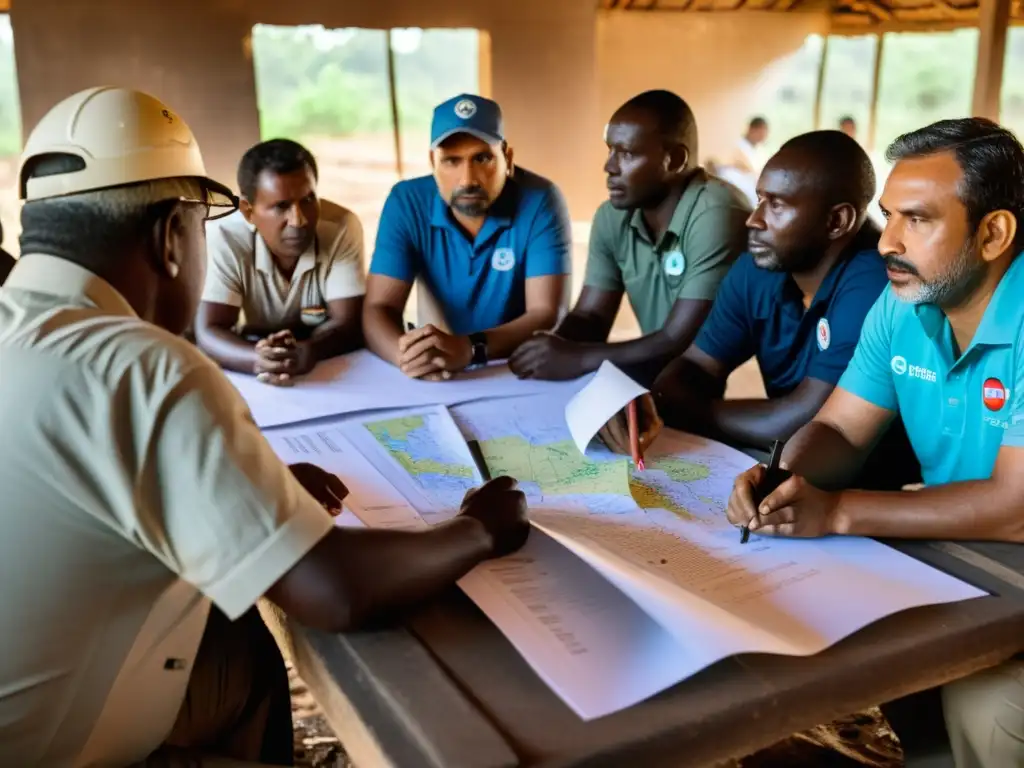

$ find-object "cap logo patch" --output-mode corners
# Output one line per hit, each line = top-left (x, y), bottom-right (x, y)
(454, 99), (477, 120)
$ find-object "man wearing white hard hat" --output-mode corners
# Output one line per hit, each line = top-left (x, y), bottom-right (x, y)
(0, 86), (530, 765)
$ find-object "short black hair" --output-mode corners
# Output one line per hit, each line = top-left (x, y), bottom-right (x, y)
(777, 129), (876, 211)
(749, 116), (768, 130)
(839, 115), (856, 126)
(237, 138), (318, 202)
(618, 89), (699, 158)
(886, 118), (1024, 249)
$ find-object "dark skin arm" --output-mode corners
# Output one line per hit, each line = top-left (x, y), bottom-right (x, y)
(194, 297), (363, 377)
(194, 302), (259, 373)
(652, 346), (838, 451)
(266, 474), (530, 633)
(726, 388), (1024, 542)
(362, 274), (411, 367)
(0, 247), (13, 286)
(305, 296), (365, 360)
(509, 286), (712, 382)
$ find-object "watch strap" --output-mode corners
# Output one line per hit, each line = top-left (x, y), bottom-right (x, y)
(468, 332), (488, 367)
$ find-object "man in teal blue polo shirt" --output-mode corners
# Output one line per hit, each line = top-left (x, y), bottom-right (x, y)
(363, 94), (571, 380)
(725, 118), (1024, 767)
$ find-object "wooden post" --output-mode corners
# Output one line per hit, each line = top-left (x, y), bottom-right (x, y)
(866, 32), (885, 153)
(386, 29), (403, 179)
(812, 34), (830, 130)
(971, 0), (1012, 120)
(477, 30), (493, 99)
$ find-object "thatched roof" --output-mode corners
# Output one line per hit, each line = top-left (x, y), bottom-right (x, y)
(601, 0), (1024, 33)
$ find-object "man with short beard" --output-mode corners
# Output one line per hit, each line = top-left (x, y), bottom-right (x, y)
(363, 94), (571, 380)
(724, 118), (1024, 766)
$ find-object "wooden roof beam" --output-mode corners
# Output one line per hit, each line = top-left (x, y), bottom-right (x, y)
(972, 0), (1012, 119)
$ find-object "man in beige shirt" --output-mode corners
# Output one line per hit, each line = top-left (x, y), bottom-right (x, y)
(195, 139), (365, 386)
(0, 86), (528, 766)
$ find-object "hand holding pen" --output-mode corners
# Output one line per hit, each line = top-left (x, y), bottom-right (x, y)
(735, 439), (792, 544)
(598, 394), (664, 464)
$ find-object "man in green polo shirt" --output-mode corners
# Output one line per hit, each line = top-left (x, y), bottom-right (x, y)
(510, 89), (750, 385)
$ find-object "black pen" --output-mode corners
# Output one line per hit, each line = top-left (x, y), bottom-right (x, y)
(742, 439), (791, 544)
(467, 439), (492, 481)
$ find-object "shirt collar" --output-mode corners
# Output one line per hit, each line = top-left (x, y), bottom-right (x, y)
(808, 248), (878, 309)
(254, 226), (318, 281)
(628, 169), (706, 249)
(962, 251), (1024, 347)
(3, 253), (137, 318)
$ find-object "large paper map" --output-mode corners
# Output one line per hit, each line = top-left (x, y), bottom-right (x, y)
(453, 395), (753, 527)
(362, 410), (478, 518)
(315, 389), (985, 721)
(356, 394), (754, 535)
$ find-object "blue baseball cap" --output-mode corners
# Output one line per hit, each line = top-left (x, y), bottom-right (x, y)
(430, 94), (505, 149)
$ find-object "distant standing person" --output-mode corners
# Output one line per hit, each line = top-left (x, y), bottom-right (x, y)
(712, 116), (769, 208)
(195, 139), (366, 385)
(839, 115), (858, 141)
(510, 90), (749, 386)
(733, 116), (770, 176)
(363, 94), (571, 381)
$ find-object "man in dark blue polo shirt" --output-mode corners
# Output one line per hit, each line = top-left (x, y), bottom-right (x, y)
(615, 131), (916, 487)
(363, 94), (571, 380)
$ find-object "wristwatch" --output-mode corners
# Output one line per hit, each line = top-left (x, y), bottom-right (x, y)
(468, 332), (489, 369)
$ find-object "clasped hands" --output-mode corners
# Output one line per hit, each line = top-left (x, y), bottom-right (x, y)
(254, 330), (316, 386)
(397, 324), (473, 381)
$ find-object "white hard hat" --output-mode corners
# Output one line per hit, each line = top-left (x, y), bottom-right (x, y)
(19, 86), (236, 213)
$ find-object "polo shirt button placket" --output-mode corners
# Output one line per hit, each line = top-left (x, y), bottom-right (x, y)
(942, 369), (967, 437)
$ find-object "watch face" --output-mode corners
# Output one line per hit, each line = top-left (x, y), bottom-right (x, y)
(472, 341), (488, 366)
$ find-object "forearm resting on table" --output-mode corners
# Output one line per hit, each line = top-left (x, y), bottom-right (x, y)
(556, 310), (614, 344)
(704, 381), (838, 451)
(696, 398), (812, 452)
(195, 324), (260, 374)
(783, 421), (873, 491)
(585, 330), (692, 373)
(307, 315), (363, 361)
(571, 298), (711, 377)
(268, 516), (492, 634)
(363, 302), (405, 366)
(832, 479), (1024, 542)
(485, 307), (560, 360)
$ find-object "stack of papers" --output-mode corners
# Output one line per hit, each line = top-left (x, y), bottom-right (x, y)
(225, 349), (589, 427)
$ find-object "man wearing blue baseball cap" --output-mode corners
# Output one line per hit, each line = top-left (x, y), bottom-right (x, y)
(363, 93), (571, 379)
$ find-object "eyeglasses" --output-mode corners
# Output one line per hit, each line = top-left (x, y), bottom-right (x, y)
(166, 180), (240, 222)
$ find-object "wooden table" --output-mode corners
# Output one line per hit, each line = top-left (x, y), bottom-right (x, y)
(290, 539), (1024, 768)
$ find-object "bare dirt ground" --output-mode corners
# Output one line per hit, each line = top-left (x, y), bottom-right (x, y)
(0, 139), (893, 766)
